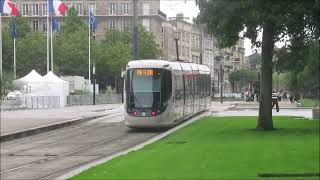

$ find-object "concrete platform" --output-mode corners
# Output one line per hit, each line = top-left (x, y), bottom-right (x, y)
(0, 104), (122, 142)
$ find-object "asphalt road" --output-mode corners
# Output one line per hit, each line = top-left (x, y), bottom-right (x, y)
(0, 108), (163, 180)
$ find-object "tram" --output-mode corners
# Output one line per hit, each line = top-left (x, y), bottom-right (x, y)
(124, 60), (211, 128)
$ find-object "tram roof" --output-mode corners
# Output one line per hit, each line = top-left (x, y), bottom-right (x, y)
(127, 60), (210, 73)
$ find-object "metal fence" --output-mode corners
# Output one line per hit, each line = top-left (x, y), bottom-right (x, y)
(0, 94), (123, 111)
(1, 96), (60, 111)
(67, 94), (123, 106)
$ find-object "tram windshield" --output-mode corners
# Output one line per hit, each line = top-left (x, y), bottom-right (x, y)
(126, 68), (171, 109)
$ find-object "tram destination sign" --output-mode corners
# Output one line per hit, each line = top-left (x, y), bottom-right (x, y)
(136, 69), (157, 76)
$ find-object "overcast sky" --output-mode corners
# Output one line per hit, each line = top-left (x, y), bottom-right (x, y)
(160, 0), (257, 56)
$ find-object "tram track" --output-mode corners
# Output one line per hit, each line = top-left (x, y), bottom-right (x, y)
(0, 133), (129, 174)
(0, 110), (163, 180)
(1, 111), (123, 148)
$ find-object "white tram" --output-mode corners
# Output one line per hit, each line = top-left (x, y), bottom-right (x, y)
(124, 60), (211, 128)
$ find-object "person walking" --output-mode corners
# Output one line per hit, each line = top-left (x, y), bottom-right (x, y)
(272, 91), (279, 112)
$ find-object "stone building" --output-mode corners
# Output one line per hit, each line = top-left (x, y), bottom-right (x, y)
(1, 0), (166, 51)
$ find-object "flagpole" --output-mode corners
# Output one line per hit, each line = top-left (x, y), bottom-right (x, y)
(50, 16), (53, 72)
(0, 13), (2, 80)
(13, 22), (16, 79)
(88, 12), (91, 83)
(47, 1), (49, 73)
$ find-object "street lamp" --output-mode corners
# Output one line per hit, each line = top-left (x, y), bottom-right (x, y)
(173, 30), (180, 61)
(169, 16), (189, 62)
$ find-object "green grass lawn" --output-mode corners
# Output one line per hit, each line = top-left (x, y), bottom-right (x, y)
(301, 99), (319, 108)
(71, 117), (319, 180)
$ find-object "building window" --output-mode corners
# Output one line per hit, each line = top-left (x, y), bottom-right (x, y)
(109, 3), (117, 15)
(65, 3), (72, 9)
(42, 21), (47, 32)
(42, 3), (47, 16)
(88, 3), (95, 14)
(108, 19), (116, 29)
(143, 2), (150, 15)
(121, 3), (129, 15)
(122, 19), (129, 30)
(75, 3), (82, 15)
(142, 18), (150, 31)
(33, 21), (39, 31)
(32, 4), (39, 16)
(22, 4), (29, 16)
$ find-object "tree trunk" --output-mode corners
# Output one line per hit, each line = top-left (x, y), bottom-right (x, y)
(256, 22), (275, 130)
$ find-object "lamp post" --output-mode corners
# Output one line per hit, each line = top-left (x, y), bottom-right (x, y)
(93, 63), (96, 105)
(174, 31), (180, 61)
(169, 16), (189, 61)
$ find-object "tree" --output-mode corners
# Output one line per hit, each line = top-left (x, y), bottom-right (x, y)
(275, 40), (319, 99)
(2, 16), (31, 77)
(16, 32), (47, 76)
(59, 7), (87, 34)
(54, 7), (90, 77)
(104, 27), (161, 60)
(55, 29), (89, 77)
(197, 0), (319, 130)
(138, 27), (161, 59)
(229, 69), (258, 90)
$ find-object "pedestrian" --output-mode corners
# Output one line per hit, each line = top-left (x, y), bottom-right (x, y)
(272, 91), (279, 112)
(283, 92), (287, 101)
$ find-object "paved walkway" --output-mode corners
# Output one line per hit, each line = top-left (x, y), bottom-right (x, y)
(211, 101), (312, 119)
(233, 101), (299, 109)
(0, 104), (122, 136)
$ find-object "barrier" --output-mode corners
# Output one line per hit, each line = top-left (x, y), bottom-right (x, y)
(1, 96), (60, 111)
(67, 94), (122, 106)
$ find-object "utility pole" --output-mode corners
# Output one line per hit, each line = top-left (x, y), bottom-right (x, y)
(132, 0), (139, 60)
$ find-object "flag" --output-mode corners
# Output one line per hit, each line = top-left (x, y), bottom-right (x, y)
(48, 0), (68, 16)
(1, 0), (20, 16)
(89, 11), (97, 32)
(12, 16), (16, 38)
(52, 17), (58, 31)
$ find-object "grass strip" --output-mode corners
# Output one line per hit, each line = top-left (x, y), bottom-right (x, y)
(71, 116), (319, 180)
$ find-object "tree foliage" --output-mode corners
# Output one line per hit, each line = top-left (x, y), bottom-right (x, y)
(275, 40), (319, 98)
(197, 0), (319, 130)
(229, 69), (258, 90)
(16, 32), (47, 76)
(2, 16), (31, 75)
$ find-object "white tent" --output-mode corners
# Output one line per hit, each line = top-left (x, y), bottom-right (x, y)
(43, 71), (69, 107)
(13, 69), (49, 96)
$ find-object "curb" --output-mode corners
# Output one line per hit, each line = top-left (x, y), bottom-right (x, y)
(0, 115), (106, 143)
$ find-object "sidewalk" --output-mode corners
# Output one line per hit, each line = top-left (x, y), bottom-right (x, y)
(233, 101), (299, 109)
(0, 104), (122, 141)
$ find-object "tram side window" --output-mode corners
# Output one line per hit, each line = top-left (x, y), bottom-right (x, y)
(175, 74), (183, 100)
(161, 70), (172, 106)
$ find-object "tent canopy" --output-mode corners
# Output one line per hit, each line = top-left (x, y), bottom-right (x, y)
(43, 71), (68, 83)
(14, 69), (44, 84)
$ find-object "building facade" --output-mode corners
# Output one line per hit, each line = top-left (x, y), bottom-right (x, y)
(2, 0), (166, 51)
